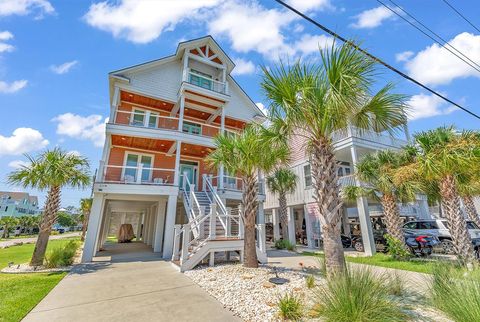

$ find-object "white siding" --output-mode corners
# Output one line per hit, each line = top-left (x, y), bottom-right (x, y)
(124, 60), (183, 102)
(224, 80), (261, 121)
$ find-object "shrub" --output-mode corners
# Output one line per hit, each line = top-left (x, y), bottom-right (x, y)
(50, 231), (59, 235)
(431, 265), (480, 321)
(45, 240), (80, 268)
(277, 293), (303, 321)
(313, 269), (408, 322)
(384, 234), (411, 260)
(305, 274), (315, 289)
(385, 273), (406, 297)
(275, 239), (296, 251)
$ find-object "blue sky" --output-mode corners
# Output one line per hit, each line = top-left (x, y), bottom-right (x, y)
(0, 0), (479, 207)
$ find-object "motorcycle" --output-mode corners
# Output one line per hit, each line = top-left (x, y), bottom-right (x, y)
(405, 232), (440, 257)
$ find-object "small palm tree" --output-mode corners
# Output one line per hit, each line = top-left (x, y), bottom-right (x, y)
(394, 127), (479, 265)
(0, 216), (18, 238)
(80, 198), (93, 241)
(262, 42), (408, 276)
(207, 125), (289, 268)
(8, 148), (91, 266)
(457, 175), (480, 228)
(267, 168), (297, 241)
(343, 150), (415, 246)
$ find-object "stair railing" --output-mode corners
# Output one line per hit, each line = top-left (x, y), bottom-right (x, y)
(182, 172), (203, 237)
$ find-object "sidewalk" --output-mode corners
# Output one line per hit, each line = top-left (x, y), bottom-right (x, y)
(267, 249), (432, 293)
(0, 232), (80, 248)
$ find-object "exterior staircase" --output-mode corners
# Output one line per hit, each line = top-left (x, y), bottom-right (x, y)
(172, 174), (266, 272)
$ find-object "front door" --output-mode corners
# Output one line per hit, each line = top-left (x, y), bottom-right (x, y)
(179, 162), (198, 189)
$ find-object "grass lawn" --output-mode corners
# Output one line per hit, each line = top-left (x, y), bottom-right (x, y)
(303, 251), (437, 274)
(0, 238), (79, 322)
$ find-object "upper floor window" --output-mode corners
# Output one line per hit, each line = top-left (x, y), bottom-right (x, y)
(182, 121), (201, 135)
(304, 164), (312, 188)
(131, 109), (158, 128)
(189, 69), (213, 90)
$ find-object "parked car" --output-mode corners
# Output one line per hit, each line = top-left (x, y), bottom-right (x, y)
(403, 219), (480, 254)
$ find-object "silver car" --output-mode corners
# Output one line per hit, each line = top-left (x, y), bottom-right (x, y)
(403, 219), (480, 254)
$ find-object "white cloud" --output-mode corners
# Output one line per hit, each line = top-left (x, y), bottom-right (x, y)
(0, 31), (14, 53)
(293, 34), (334, 56)
(286, 0), (333, 12)
(8, 160), (29, 169)
(256, 102), (268, 116)
(395, 50), (414, 62)
(208, 1), (297, 59)
(67, 150), (81, 157)
(0, 43), (13, 53)
(406, 93), (456, 121)
(0, 31), (13, 41)
(52, 113), (107, 147)
(232, 58), (256, 76)
(84, 0), (220, 44)
(351, 6), (394, 29)
(0, 0), (54, 18)
(405, 32), (480, 86)
(0, 80), (27, 93)
(0, 128), (49, 156)
(50, 60), (78, 74)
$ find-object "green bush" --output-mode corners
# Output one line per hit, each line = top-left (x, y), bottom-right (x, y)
(275, 239), (296, 251)
(277, 292), (303, 321)
(305, 274), (315, 289)
(44, 240), (80, 268)
(384, 234), (411, 260)
(313, 269), (408, 322)
(431, 265), (480, 321)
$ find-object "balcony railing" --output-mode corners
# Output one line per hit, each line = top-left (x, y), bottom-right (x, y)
(207, 175), (265, 195)
(114, 110), (238, 138)
(97, 162), (175, 185)
(182, 68), (228, 95)
(331, 126), (407, 147)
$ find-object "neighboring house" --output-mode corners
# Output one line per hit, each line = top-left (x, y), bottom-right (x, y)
(0, 191), (40, 218)
(82, 36), (267, 271)
(263, 127), (432, 255)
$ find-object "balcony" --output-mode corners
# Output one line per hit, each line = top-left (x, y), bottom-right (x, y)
(182, 68), (228, 95)
(97, 162), (175, 186)
(207, 175), (265, 195)
(331, 126), (407, 148)
(113, 110), (238, 139)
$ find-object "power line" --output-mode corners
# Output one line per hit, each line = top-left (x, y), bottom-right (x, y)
(273, 0), (480, 120)
(377, 0), (480, 73)
(441, 0), (480, 34)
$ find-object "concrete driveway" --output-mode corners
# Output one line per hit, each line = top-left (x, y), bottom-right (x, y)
(23, 243), (239, 322)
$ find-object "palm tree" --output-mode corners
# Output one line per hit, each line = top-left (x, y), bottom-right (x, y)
(266, 168), (297, 241)
(0, 216), (18, 238)
(8, 148), (91, 266)
(457, 175), (480, 228)
(394, 127), (479, 265)
(342, 150), (415, 246)
(206, 125), (289, 268)
(80, 198), (93, 242)
(261, 42), (408, 276)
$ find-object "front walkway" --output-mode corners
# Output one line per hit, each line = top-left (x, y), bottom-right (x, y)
(23, 242), (239, 322)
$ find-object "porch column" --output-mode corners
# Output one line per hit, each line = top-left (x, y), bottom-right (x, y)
(178, 96), (185, 131)
(154, 200), (167, 253)
(272, 208), (281, 241)
(303, 204), (314, 248)
(342, 207), (351, 236)
(136, 213), (143, 241)
(351, 146), (376, 256)
(147, 206), (156, 246)
(174, 141), (182, 186)
(162, 195), (178, 259)
(257, 202), (265, 225)
(287, 206), (296, 244)
(151, 206), (158, 247)
(81, 194), (105, 263)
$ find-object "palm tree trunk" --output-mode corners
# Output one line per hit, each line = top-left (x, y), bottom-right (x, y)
(381, 193), (406, 245)
(278, 193), (289, 241)
(311, 138), (345, 277)
(440, 175), (475, 265)
(30, 185), (61, 266)
(81, 210), (90, 242)
(463, 195), (480, 228)
(242, 175), (259, 268)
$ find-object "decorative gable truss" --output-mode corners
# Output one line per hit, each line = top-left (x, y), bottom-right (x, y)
(189, 45), (223, 65)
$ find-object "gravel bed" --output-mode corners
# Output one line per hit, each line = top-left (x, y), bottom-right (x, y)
(1, 263), (72, 274)
(185, 264), (316, 321)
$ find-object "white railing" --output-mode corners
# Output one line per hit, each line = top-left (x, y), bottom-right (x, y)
(97, 161), (175, 185)
(331, 126), (407, 147)
(183, 68), (228, 95)
(114, 110), (179, 130)
(337, 174), (356, 187)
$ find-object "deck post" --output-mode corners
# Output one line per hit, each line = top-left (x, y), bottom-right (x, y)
(209, 251), (215, 267)
(172, 224), (182, 261)
(226, 208), (231, 237)
(209, 204), (217, 239)
(181, 224), (191, 264)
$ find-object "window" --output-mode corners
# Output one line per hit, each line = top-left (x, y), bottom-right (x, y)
(417, 221), (438, 229)
(131, 109), (158, 128)
(189, 69), (213, 90)
(123, 153), (153, 182)
(182, 121), (201, 135)
(403, 222), (417, 229)
(304, 164), (312, 188)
